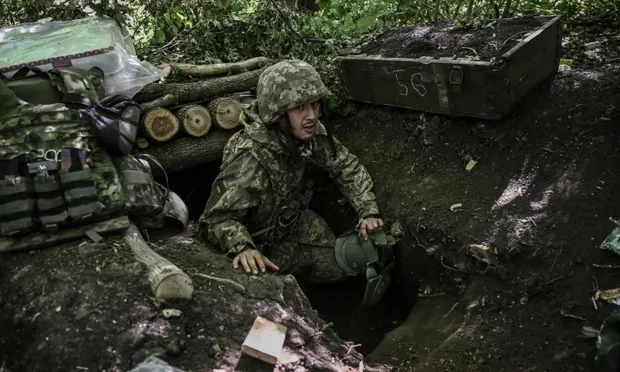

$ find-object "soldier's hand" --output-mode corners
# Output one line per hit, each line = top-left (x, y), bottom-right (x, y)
(232, 249), (279, 275)
(360, 217), (384, 241)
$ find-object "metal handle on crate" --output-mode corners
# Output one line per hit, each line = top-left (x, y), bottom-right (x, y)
(449, 66), (463, 84)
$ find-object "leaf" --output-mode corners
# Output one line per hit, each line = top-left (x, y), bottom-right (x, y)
(154, 29), (166, 44)
(356, 16), (376, 31)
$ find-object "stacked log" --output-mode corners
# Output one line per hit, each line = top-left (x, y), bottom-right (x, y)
(132, 57), (269, 175)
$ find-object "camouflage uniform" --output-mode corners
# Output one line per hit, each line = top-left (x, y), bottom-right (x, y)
(198, 60), (380, 283)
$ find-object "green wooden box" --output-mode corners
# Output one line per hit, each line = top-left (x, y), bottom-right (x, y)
(335, 15), (563, 120)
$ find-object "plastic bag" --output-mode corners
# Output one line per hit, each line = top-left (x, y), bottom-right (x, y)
(128, 356), (187, 372)
(0, 17), (166, 98)
(601, 226), (620, 257)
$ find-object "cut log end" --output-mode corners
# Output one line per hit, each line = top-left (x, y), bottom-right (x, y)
(176, 105), (212, 137)
(136, 137), (150, 150)
(209, 97), (243, 130)
(154, 273), (195, 300)
(142, 108), (180, 143)
(123, 224), (194, 301)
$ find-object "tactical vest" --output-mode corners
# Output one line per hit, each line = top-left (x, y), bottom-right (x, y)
(0, 67), (164, 252)
(222, 130), (313, 248)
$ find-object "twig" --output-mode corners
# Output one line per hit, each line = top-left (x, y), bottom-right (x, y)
(343, 343), (362, 360)
(592, 263), (620, 269)
(538, 271), (572, 289)
(458, 47), (479, 56)
(443, 301), (460, 319)
(194, 273), (246, 294)
(542, 147), (554, 153)
(267, 0), (305, 43)
(560, 309), (586, 321)
(497, 30), (529, 51)
(549, 245), (563, 274)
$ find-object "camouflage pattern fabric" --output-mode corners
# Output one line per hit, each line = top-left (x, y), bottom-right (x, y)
(268, 209), (348, 283)
(197, 101), (380, 257)
(256, 60), (331, 124)
(113, 155), (164, 218)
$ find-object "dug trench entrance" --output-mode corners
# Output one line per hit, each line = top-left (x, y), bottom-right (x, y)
(161, 162), (464, 359)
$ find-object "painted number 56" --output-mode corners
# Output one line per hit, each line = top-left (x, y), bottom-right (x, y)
(390, 70), (427, 97)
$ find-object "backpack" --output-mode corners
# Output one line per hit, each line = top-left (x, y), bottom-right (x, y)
(0, 66), (166, 252)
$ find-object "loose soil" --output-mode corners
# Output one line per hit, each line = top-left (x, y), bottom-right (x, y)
(319, 13), (620, 372)
(361, 16), (548, 60)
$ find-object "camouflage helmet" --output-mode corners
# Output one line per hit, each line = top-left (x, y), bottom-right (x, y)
(256, 59), (330, 124)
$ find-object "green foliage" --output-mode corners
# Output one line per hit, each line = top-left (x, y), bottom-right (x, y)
(0, 0), (617, 115)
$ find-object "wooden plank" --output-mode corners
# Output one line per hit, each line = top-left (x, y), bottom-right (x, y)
(336, 56), (501, 119)
(241, 316), (287, 365)
(503, 16), (562, 106)
(502, 16), (562, 83)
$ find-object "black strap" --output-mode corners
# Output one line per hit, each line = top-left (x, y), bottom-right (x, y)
(63, 92), (140, 128)
(12, 66), (48, 80)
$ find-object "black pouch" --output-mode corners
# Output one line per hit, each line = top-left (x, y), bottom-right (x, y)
(0, 176), (37, 236)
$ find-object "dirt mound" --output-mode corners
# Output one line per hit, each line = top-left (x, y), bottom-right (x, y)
(361, 17), (547, 60)
(0, 226), (389, 372)
(330, 58), (620, 371)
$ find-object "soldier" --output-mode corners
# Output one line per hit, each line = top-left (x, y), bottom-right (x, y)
(197, 59), (399, 306)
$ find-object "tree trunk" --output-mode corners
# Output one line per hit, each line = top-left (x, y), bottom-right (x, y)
(141, 108), (180, 143)
(433, 0), (441, 22)
(137, 130), (235, 177)
(175, 104), (212, 137)
(123, 223), (194, 300)
(502, 0), (512, 18)
(163, 57), (273, 78)
(135, 67), (267, 104)
(140, 94), (179, 112)
(466, 0), (475, 19)
(208, 96), (243, 130)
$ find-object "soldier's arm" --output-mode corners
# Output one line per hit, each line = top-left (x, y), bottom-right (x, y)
(316, 134), (380, 219)
(197, 150), (268, 256)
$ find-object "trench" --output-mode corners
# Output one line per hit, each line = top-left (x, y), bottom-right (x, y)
(159, 162), (435, 356)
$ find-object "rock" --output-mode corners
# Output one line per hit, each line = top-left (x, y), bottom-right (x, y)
(75, 304), (91, 321)
(78, 242), (106, 258)
(165, 337), (183, 356)
(287, 327), (306, 347)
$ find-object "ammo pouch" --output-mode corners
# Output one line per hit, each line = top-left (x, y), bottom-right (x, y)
(33, 172), (69, 230)
(59, 168), (103, 223)
(0, 176), (37, 236)
(113, 155), (164, 219)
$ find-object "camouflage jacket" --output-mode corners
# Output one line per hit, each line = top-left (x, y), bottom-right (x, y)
(197, 103), (379, 256)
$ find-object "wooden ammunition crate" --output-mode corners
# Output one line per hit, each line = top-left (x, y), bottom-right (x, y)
(335, 15), (563, 120)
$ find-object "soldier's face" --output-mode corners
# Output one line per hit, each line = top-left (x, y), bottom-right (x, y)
(287, 101), (319, 141)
